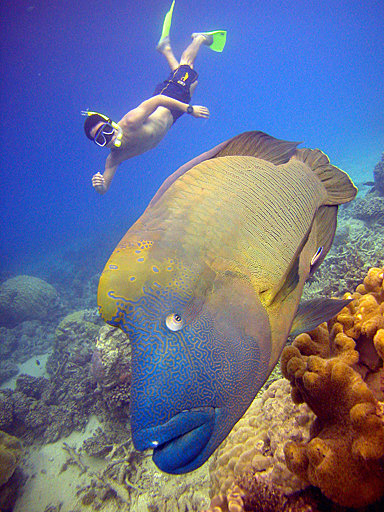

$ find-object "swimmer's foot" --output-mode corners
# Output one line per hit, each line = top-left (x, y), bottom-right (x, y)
(157, 35), (171, 52)
(192, 30), (227, 52)
(192, 32), (213, 46)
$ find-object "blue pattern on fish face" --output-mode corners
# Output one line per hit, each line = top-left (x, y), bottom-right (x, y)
(105, 282), (271, 473)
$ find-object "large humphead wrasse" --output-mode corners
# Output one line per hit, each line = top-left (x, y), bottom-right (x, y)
(98, 131), (357, 474)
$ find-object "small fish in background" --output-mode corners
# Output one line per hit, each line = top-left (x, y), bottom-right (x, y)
(35, 359), (40, 366)
(98, 131), (357, 474)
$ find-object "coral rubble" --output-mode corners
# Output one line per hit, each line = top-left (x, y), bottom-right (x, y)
(281, 266), (384, 508)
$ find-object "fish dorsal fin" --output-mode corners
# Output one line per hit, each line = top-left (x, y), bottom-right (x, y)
(150, 131), (299, 207)
(215, 131), (300, 164)
(291, 148), (357, 205)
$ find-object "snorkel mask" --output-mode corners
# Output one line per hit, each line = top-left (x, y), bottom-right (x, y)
(81, 110), (123, 148)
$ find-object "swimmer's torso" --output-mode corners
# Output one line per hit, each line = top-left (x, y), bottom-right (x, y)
(115, 107), (173, 160)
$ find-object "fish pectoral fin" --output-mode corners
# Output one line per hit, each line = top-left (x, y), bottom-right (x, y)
(261, 252), (300, 307)
(289, 297), (352, 337)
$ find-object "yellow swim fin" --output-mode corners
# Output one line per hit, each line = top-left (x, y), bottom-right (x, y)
(158, 0), (175, 46)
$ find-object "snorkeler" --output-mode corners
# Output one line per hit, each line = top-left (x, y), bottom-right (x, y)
(82, 0), (227, 194)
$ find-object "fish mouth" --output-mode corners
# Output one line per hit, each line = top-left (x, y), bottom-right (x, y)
(133, 407), (217, 473)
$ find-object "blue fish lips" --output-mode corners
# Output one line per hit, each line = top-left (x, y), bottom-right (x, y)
(132, 407), (218, 473)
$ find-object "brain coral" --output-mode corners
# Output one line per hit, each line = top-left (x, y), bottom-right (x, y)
(281, 266), (384, 508)
(0, 430), (23, 486)
(0, 275), (58, 328)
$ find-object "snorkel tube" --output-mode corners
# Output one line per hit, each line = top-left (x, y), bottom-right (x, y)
(81, 110), (123, 148)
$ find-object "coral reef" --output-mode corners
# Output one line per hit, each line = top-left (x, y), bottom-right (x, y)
(0, 370), (96, 444)
(0, 275), (59, 328)
(0, 313), (134, 446)
(0, 310), (104, 443)
(0, 430), (23, 486)
(373, 152), (384, 195)
(202, 480), (335, 512)
(91, 325), (132, 419)
(304, 215), (384, 299)
(202, 484), (245, 512)
(0, 320), (57, 385)
(209, 379), (314, 498)
(281, 266), (384, 508)
(46, 309), (101, 375)
(0, 311), (104, 444)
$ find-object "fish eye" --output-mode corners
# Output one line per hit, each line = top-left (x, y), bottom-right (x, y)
(166, 313), (184, 331)
(311, 246), (323, 266)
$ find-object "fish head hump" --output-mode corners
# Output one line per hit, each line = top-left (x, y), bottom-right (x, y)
(98, 237), (271, 474)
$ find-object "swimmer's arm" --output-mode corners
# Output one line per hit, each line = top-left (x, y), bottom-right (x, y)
(122, 95), (209, 127)
(92, 153), (120, 194)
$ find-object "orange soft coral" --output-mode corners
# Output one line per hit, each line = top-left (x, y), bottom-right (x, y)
(281, 266), (384, 508)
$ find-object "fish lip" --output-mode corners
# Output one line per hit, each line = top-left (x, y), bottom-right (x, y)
(133, 406), (215, 450)
(132, 407), (217, 472)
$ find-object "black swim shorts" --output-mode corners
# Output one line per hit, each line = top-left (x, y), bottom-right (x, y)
(153, 64), (198, 123)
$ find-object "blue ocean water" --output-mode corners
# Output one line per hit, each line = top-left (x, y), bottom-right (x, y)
(1, 0), (383, 276)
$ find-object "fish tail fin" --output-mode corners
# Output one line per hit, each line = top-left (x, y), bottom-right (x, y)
(215, 131), (301, 165)
(291, 148), (358, 205)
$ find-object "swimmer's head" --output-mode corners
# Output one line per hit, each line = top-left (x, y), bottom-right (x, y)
(81, 111), (123, 148)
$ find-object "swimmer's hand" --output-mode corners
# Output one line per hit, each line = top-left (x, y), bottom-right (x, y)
(92, 172), (107, 194)
(191, 105), (210, 119)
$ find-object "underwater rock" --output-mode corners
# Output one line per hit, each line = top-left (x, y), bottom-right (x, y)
(0, 320), (56, 377)
(0, 370), (96, 444)
(0, 394), (13, 430)
(46, 309), (100, 375)
(209, 378), (314, 498)
(0, 275), (58, 328)
(92, 325), (131, 418)
(0, 360), (18, 385)
(373, 152), (384, 195)
(281, 266), (384, 508)
(351, 195), (384, 225)
(0, 430), (23, 486)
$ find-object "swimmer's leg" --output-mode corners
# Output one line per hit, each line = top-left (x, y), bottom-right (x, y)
(179, 34), (209, 68)
(157, 37), (179, 71)
(190, 80), (198, 97)
(156, 1), (178, 70)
